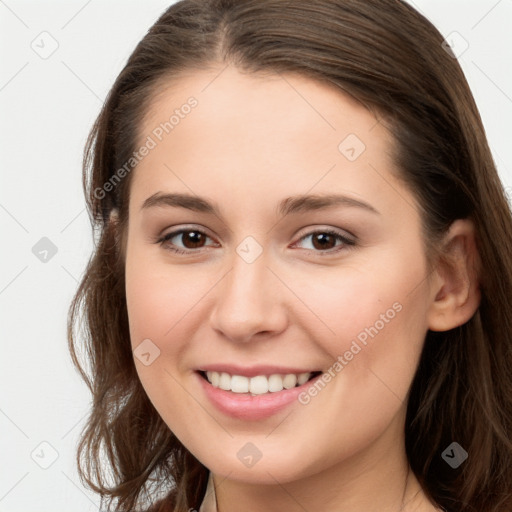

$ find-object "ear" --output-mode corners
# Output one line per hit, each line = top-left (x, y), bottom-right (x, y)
(108, 208), (125, 257)
(108, 208), (121, 238)
(108, 208), (120, 239)
(109, 208), (119, 225)
(427, 219), (482, 332)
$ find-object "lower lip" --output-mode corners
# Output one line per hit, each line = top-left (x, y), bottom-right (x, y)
(196, 372), (321, 421)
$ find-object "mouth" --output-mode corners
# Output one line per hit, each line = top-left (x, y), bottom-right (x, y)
(195, 366), (325, 420)
(197, 370), (322, 396)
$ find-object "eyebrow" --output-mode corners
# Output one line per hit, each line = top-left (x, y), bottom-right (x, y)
(140, 192), (380, 217)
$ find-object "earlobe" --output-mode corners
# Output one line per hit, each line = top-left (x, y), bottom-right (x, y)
(108, 209), (120, 239)
(109, 208), (119, 225)
(107, 208), (121, 249)
(427, 219), (482, 332)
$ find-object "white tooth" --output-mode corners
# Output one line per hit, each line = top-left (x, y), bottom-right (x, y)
(249, 375), (269, 395)
(282, 374), (297, 389)
(297, 372), (311, 385)
(209, 371), (311, 393)
(231, 375), (249, 393)
(268, 374), (284, 392)
(219, 372), (231, 390)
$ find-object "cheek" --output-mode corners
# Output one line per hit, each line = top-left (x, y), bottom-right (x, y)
(288, 248), (430, 401)
(282, 256), (426, 354)
(125, 247), (211, 349)
(124, 245), (222, 422)
(124, 253), (208, 434)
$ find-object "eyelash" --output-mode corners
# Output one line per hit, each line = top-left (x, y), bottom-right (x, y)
(155, 227), (356, 256)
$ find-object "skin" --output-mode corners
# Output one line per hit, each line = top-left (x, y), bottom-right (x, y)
(121, 65), (481, 511)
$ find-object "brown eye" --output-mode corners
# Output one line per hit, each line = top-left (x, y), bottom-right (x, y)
(311, 233), (337, 250)
(158, 228), (216, 254)
(179, 231), (206, 249)
(295, 229), (355, 254)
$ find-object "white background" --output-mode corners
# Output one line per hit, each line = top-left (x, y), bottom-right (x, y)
(1, 1), (511, 510)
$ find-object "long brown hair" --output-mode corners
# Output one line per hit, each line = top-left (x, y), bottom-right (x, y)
(67, 1), (512, 510)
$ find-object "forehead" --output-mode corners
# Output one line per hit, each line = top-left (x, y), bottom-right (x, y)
(130, 65), (401, 214)
(141, 64), (387, 148)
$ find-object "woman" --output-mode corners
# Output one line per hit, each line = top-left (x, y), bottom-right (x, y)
(68, 1), (512, 511)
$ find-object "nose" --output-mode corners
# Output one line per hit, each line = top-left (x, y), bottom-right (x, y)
(208, 249), (288, 344)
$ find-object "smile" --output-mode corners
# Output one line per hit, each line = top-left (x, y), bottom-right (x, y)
(201, 370), (321, 395)
(196, 368), (323, 420)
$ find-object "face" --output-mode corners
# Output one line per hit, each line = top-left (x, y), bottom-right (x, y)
(124, 65), (433, 484)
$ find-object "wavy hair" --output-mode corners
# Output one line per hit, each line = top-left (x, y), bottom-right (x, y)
(67, 1), (512, 510)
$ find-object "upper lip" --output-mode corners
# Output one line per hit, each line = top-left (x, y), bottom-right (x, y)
(197, 364), (322, 378)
